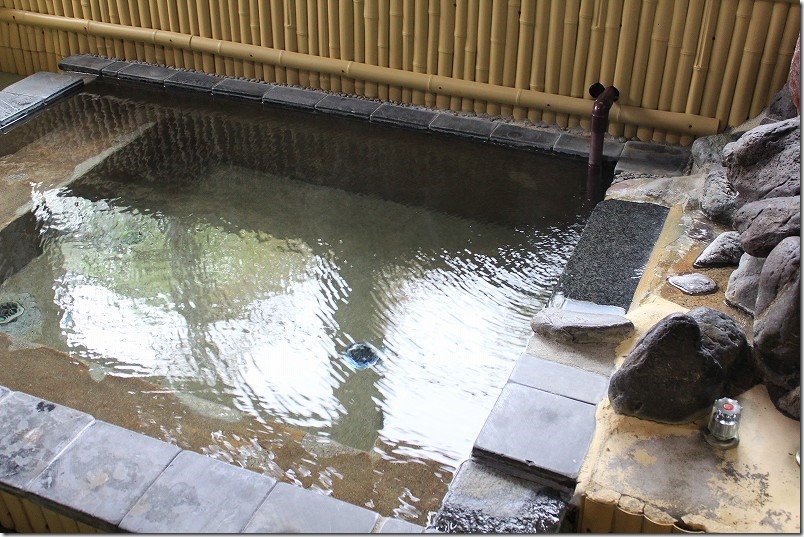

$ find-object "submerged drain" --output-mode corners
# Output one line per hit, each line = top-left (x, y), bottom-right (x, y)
(343, 342), (381, 370)
(0, 302), (24, 325)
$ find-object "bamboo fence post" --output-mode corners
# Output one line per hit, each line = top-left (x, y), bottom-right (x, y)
(56, 0), (80, 58)
(338, 0), (354, 92)
(125, 0), (146, 60)
(436, 0), (454, 109)
(728, 0), (773, 127)
(461, 0), (478, 111)
(177, 0), (195, 69)
(473, 0), (491, 113)
(270, 0), (286, 82)
(653, 0), (688, 142)
(609, 0), (639, 136)
(748, 0), (788, 117)
(132, 0), (155, 63)
(714, 0), (754, 125)
(512, 0), (535, 119)
(665, 0), (704, 144)
(556, 0), (579, 126)
(198, 0), (217, 73)
(353, 0), (365, 95)
(187, 0), (204, 71)
(306, 0), (319, 88)
(113, 0), (136, 59)
(542, 0), (566, 125)
(569, 0), (594, 127)
(316, 0), (328, 89)
(155, 0), (174, 66)
(582, 0), (605, 107)
(0, 21), (12, 72)
(326, 0), (340, 91)
(294, 0), (309, 85)
(424, 0), (439, 107)
(486, 0), (506, 116)
(81, 0), (103, 58)
(364, 0), (378, 97)
(383, 0), (396, 100)
(598, 0), (622, 84)
(65, 0), (91, 56)
(622, 0), (656, 137)
(49, 0), (72, 60)
(635, 0), (672, 140)
(19, 0), (40, 71)
(450, 0), (467, 110)
(221, 0), (240, 75)
(697, 0), (736, 118)
(33, 0), (53, 70)
(679, 0), (718, 145)
(500, 0), (520, 117)
(99, 0), (118, 58)
(768, 3), (800, 101)
(528, 0), (550, 122)
(235, 0), (255, 77)
(39, 0), (58, 70)
(282, 0), (299, 85)
(7, 18), (26, 73)
(411, 0), (427, 104)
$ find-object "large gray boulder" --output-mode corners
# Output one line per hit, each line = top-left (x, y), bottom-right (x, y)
(724, 254), (766, 316)
(722, 117), (801, 207)
(733, 195), (800, 257)
(700, 165), (738, 225)
(691, 133), (741, 173)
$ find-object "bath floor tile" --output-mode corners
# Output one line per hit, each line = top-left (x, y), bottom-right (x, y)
(119, 450), (275, 533)
(263, 86), (326, 110)
(316, 95), (382, 120)
(370, 104), (438, 130)
(509, 354), (609, 405)
(429, 114), (496, 140)
(58, 55), (116, 76)
(243, 482), (379, 533)
(472, 383), (597, 488)
(0, 392), (94, 491)
(553, 133), (624, 162)
(164, 71), (221, 93)
(212, 79), (272, 101)
(28, 421), (181, 529)
(378, 516), (424, 533)
(117, 64), (174, 86)
(490, 124), (559, 151)
(615, 141), (692, 177)
(3, 72), (84, 104)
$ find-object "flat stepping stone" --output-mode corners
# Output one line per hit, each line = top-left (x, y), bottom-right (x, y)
(530, 307), (634, 344)
(667, 273), (718, 295)
(370, 103), (437, 130)
(614, 141), (691, 177)
(509, 354), (609, 405)
(693, 231), (743, 268)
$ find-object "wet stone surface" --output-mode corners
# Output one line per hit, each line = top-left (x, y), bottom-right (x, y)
(117, 64), (174, 86)
(263, 85), (327, 110)
(530, 307), (634, 344)
(99, 61), (131, 77)
(370, 103), (438, 130)
(0, 91), (44, 128)
(509, 354), (609, 405)
(212, 78), (272, 101)
(490, 124), (559, 151)
(429, 114), (496, 140)
(615, 141), (692, 177)
(3, 72), (85, 104)
(554, 133), (623, 162)
(58, 55), (117, 76)
(316, 95), (382, 120)
(164, 71), (221, 93)
(667, 273), (718, 296)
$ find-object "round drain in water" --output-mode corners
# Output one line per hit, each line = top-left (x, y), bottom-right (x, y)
(0, 301), (24, 325)
(343, 342), (381, 370)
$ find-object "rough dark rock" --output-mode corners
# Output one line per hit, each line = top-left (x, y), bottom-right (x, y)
(700, 165), (738, 226)
(691, 133), (741, 172)
(766, 82), (798, 121)
(733, 195), (800, 257)
(791, 36), (801, 113)
(530, 307), (634, 344)
(724, 254), (766, 316)
(723, 117), (801, 207)
(687, 219), (716, 242)
(767, 385), (800, 421)
(693, 231), (743, 268)
(667, 273), (718, 295)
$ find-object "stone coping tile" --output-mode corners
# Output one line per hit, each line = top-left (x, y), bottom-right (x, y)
(243, 482), (380, 533)
(0, 392), (94, 491)
(508, 354), (609, 405)
(472, 383), (597, 488)
(615, 140), (691, 177)
(429, 114), (496, 140)
(0, 91), (43, 128)
(3, 72), (85, 104)
(553, 133), (624, 162)
(370, 103), (438, 130)
(58, 55), (116, 76)
(212, 78), (273, 101)
(119, 450), (275, 533)
(378, 516), (424, 533)
(99, 61), (130, 78)
(490, 124), (559, 151)
(316, 94), (382, 120)
(263, 85), (327, 110)
(164, 71), (221, 93)
(117, 63), (174, 85)
(28, 421), (181, 529)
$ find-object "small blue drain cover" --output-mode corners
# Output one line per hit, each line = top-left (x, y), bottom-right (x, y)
(0, 302), (24, 325)
(343, 342), (381, 370)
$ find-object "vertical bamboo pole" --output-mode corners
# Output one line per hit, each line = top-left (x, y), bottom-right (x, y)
(728, 0), (773, 127)
(436, 0), (454, 109)
(424, 0), (439, 107)
(461, 0), (479, 111)
(39, 0), (59, 70)
(338, 0), (354, 92)
(83, 0), (104, 58)
(294, 0), (309, 85)
(542, 0), (566, 124)
(17, 0), (40, 72)
(598, 0), (622, 83)
(698, 0), (737, 118)
(198, 0), (217, 73)
(113, 0), (136, 59)
(653, 0), (688, 141)
(258, 0), (277, 81)
(364, 0), (378, 97)
(60, 0), (86, 57)
(473, 0), (492, 113)
(635, 0), (672, 140)
(7, 19), (26, 74)
(73, 0), (98, 56)
(569, 0), (595, 127)
(55, 0), (80, 59)
(486, 0), (507, 115)
(133, 0), (155, 63)
(187, 0), (204, 71)
(748, 1), (788, 117)
(99, 0), (117, 58)
(714, 0), (753, 125)
(155, 0), (175, 65)
(177, 0), (196, 69)
(450, 0), (467, 110)
(622, 0), (656, 137)
(306, 0), (320, 88)
(145, 0), (162, 64)
(769, 4), (800, 102)
(271, 0), (286, 82)
(0, 21), (12, 73)
(582, 0), (606, 97)
(33, 0), (54, 70)
(609, 0), (639, 136)
(528, 0), (551, 121)
(48, 0), (71, 62)
(125, 0), (146, 60)
(681, 0), (718, 142)
(316, 0), (329, 88)
(401, 0), (414, 102)
(220, 0), (238, 75)
(411, 0), (427, 104)
(513, 0), (536, 119)
(556, 0), (580, 126)
(327, 0), (340, 91)
(282, 0), (299, 84)
(381, 0), (395, 100)
(500, 0), (521, 117)
(665, 0), (704, 144)
(353, 0), (365, 95)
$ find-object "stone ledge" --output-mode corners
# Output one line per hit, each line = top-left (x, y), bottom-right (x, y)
(615, 141), (691, 177)
(509, 354), (609, 405)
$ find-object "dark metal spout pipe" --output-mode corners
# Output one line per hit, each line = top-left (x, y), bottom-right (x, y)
(587, 83), (620, 208)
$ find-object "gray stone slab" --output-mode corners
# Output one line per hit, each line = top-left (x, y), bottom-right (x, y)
(28, 421), (180, 529)
(555, 199), (670, 310)
(429, 114), (496, 140)
(117, 63), (174, 85)
(530, 307), (634, 344)
(243, 482), (379, 533)
(100, 61), (130, 77)
(3, 72), (85, 104)
(316, 94), (382, 120)
(212, 78), (273, 101)
(58, 54), (116, 75)
(0, 91), (43, 127)
(164, 70), (221, 93)
(0, 392), (94, 491)
(432, 459), (569, 533)
(490, 124), (559, 151)
(473, 383), (597, 488)
(508, 354), (609, 405)
(553, 133), (624, 162)
(370, 103), (438, 130)
(615, 140), (692, 177)
(119, 450), (275, 533)
(378, 517), (424, 533)
(263, 85), (326, 110)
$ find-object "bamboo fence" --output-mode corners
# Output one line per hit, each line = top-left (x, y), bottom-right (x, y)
(0, 0), (799, 143)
